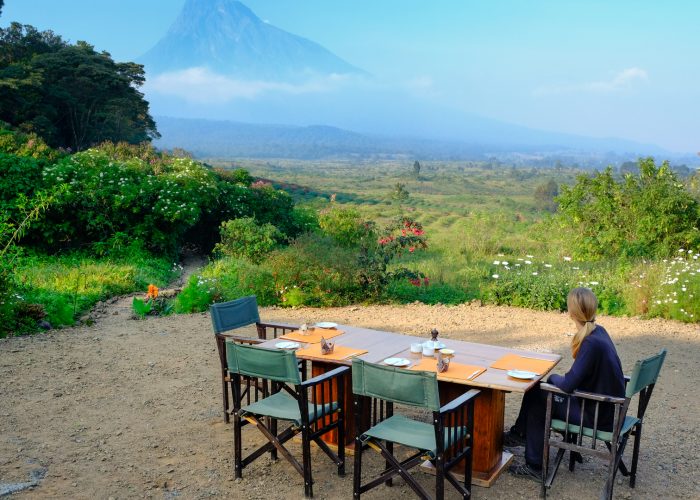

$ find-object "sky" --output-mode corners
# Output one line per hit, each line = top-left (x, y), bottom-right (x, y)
(2, 0), (699, 152)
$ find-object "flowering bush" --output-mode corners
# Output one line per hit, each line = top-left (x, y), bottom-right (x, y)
(647, 250), (700, 322)
(358, 216), (429, 297)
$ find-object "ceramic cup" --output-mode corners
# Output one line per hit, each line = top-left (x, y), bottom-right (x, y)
(422, 345), (435, 357)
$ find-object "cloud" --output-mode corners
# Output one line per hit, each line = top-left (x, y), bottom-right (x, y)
(534, 67), (648, 96)
(144, 67), (353, 103)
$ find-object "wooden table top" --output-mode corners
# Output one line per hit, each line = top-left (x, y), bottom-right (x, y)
(258, 324), (562, 393)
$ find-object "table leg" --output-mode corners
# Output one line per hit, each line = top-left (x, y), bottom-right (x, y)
(439, 382), (513, 487)
(311, 361), (355, 446)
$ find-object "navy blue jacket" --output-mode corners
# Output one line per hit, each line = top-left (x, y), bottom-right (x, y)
(548, 325), (625, 429)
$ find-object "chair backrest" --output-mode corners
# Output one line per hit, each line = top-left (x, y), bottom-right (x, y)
(625, 348), (667, 398)
(226, 342), (301, 385)
(210, 296), (260, 334)
(351, 359), (440, 411)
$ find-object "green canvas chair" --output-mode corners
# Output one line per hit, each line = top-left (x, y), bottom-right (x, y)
(210, 296), (298, 422)
(351, 359), (480, 499)
(226, 341), (348, 498)
(541, 348), (667, 499)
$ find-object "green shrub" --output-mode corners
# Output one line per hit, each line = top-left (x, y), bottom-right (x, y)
(557, 159), (700, 260)
(215, 217), (282, 263)
(174, 274), (216, 314)
(319, 205), (374, 247)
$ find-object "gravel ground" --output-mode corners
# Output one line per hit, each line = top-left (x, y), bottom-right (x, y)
(0, 298), (698, 499)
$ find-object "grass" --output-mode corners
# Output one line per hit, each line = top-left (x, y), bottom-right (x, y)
(10, 251), (175, 332)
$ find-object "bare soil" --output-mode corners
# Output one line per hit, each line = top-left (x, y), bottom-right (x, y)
(1, 294), (698, 499)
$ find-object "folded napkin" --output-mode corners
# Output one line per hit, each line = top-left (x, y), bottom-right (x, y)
(490, 354), (555, 374)
(295, 344), (367, 361)
(279, 328), (345, 344)
(410, 358), (486, 383)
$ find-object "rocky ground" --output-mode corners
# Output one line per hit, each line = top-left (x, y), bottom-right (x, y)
(1, 289), (698, 499)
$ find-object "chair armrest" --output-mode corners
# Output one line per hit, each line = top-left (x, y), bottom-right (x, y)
(439, 389), (480, 414)
(301, 366), (350, 388)
(257, 321), (299, 331)
(224, 335), (264, 345)
(541, 382), (626, 404)
(571, 390), (626, 405)
(624, 375), (631, 386)
(540, 382), (568, 395)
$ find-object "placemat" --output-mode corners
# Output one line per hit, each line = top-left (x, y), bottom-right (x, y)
(279, 328), (345, 344)
(295, 344), (367, 361)
(410, 358), (486, 383)
(490, 353), (555, 374)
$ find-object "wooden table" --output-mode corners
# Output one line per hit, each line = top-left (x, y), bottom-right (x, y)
(259, 324), (561, 487)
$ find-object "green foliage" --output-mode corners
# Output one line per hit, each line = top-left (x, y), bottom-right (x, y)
(534, 179), (558, 212)
(1, 248), (174, 336)
(0, 23), (158, 151)
(319, 204), (374, 247)
(132, 295), (173, 319)
(646, 252), (700, 322)
(556, 158), (700, 259)
(0, 124), (63, 161)
(174, 275), (216, 314)
(266, 233), (364, 306)
(391, 182), (410, 204)
(215, 217), (282, 263)
(132, 297), (152, 318)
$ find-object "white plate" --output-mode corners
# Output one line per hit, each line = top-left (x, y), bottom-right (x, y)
(275, 341), (301, 350)
(315, 322), (338, 329)
(507, 369), (538, 380)
(383, 357), (411, 367)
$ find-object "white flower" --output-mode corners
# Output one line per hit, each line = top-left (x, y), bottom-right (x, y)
(678, 249), (685, 253)
(572, 267), (580, 270)
(493, 260), (501, 265)
(492, 274), (499, 279)
(590, 281), (599, 285)
(532, 272), (538, 276)
(544, 264), (552, 268)
(525, 260), (532, 265)
(563, 256), (572, 262)
(502, 261), (509, 266)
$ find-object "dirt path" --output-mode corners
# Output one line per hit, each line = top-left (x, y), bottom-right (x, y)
(0, 295), (698, 499)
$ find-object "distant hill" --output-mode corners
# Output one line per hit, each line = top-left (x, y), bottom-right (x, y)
(139, 0), (364, 80)
(153, 116), (677, 165)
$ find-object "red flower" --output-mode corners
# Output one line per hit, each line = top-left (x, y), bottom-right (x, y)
(423, 277), (430, 285)
(409, 247), (415, 253)
(409, 278), (421, 287)
(412, 228), (425, 236)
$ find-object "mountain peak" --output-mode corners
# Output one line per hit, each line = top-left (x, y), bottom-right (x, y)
(140, 0), (364, 81)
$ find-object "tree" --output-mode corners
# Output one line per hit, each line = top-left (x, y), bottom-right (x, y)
(556, 158), (700, 259)
(413, 160), (421, 178)
(0, 23), (159, 151)
(534, 180), (558, 212)
(391, 182), (409, 205)
(0, 1), (4, 17)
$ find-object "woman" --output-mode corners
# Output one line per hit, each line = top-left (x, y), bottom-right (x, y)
(508, 287), (625, 481)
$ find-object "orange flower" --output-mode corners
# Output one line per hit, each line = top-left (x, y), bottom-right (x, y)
(147, 284), (159, 299)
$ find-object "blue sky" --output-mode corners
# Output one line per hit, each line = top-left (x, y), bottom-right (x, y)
(2, 0), (699, 152)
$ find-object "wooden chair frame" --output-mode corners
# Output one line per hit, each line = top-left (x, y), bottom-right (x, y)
(541, 349), (666, 500)
(211, 296), (298, 423)
(353, 382), (479, 499)
(232, 365), (349, 498)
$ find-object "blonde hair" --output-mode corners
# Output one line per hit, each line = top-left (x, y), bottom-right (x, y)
(568, 287), (598, 358)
